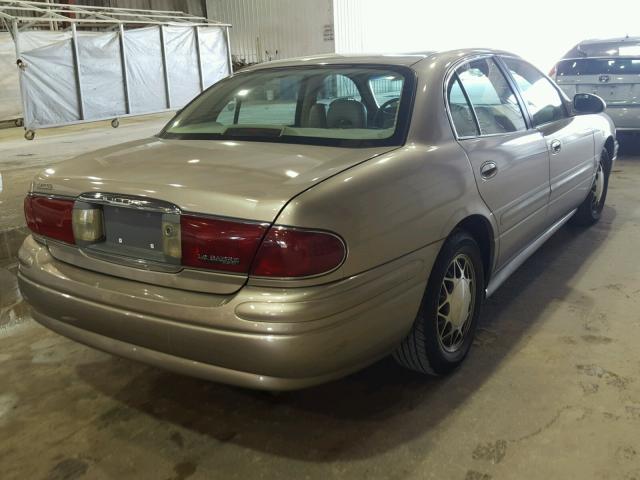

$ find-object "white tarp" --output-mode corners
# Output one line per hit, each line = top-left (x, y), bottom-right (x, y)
(12, 25), (230, 130)
(0, 33), (22, 122)
(78, 32), (127, 120)
(21, 32), (79, 127)
(165, 26), (201, 108)
(124, 27), (167, 113)
(200, 27), (231, 87)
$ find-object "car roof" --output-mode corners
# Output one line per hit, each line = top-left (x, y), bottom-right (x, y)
(241, 49), (521, 71)
(560, 36), (640, 59)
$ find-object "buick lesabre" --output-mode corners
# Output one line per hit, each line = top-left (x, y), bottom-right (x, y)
(18, 49), (617, 390)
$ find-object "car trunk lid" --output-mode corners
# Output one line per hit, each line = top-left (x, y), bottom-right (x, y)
(32, 138), (395, 293)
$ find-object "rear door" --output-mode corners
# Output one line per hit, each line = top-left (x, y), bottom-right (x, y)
(501, 57), (596, 224)
(555, 57), (640, 129)
(448, 56), (550, 268)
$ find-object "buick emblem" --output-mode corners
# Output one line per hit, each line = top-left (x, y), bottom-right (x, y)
(102, 195), (148, 208)
(598, 75), (610, 83)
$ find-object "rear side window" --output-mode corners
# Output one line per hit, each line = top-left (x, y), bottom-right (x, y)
(502, 57), (566, 126)
(454, 58), (526, 135)
(557, 58), (640, 76)
(448, 77), (478, 137)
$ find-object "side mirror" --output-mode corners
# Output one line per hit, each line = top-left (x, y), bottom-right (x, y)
(573, 93), (606, 114)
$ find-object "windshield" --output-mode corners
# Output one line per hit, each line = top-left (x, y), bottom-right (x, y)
(160, 65), (414, 147)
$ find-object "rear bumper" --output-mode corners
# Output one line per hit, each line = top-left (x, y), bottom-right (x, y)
(18, 235), (437, 390)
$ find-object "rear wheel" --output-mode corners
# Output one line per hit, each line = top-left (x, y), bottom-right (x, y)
(571, 150), (610, 226)
(393, 230), (484, 375)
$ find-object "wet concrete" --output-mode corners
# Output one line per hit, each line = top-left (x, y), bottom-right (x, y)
(1, 129), (640, 478)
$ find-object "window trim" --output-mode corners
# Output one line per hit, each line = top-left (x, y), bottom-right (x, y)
(447, 73), (480, 137)
(493, 56), (533, 130)
(443, 54), (530, 140)
(498, 55), (570, 128)
(444, 53), (492, 140)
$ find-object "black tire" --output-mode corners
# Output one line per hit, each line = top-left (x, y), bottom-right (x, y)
(570, 150), (610, 226)
(393, 230), (484, 375)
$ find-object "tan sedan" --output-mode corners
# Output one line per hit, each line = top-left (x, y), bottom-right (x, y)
(18, 49), (616, 390)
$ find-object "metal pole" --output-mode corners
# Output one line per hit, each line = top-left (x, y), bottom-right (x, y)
(44, 0), (54, 31)
(194, 26), (205, 92)
(159, 25), (171, 109)
(12, 19), (28, 127)
(71, 23), (85, 120)
(119, 24), (131, 114)
(224, 26), (233, 75)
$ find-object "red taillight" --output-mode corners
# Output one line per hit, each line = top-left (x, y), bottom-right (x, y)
(250, 227), (345, 278)
(181, 215), (268, 273)
(548, 65), (557, 78)
(24, 195), (75, 244)
(23, 194), (346, 279)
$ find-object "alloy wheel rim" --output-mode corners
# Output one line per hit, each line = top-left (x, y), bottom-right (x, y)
(592, 162), (605, 212)
(437, 253), (476, 353)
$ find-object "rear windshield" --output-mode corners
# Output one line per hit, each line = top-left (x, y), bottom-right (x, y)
(557, 58), (640, 76)
(160, 65), (415, 147)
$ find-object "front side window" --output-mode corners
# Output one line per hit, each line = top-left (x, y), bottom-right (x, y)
(455, 58), (527, 135)
(369, 74), (404, 106)
(502, 57), (566, 126)
(161, 66), (414, 147)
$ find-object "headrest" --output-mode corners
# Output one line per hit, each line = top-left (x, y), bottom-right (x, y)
(327, 99), (367, 129)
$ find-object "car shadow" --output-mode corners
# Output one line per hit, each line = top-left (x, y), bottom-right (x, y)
(76, 206), (616, 462)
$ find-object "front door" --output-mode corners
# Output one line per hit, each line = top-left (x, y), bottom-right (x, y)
(501, 57), (596, 222)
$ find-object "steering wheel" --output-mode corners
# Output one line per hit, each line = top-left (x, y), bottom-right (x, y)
(373, 98), (400, 128)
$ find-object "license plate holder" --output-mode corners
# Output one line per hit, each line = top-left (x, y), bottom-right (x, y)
(102, 206), (163, 254)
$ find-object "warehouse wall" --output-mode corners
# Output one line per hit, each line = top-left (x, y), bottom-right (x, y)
(333, 0), (640, 71)
(205, 0), (334, 64)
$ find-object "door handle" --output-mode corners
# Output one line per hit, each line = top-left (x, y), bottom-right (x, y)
(480, 161), (498, 179)
(550, 139), (562, 154)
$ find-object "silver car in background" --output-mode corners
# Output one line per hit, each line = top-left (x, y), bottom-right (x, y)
(551, 36), (640, 134)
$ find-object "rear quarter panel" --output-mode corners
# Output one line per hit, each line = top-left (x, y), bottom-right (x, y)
(249, 53), (501, 289)
(265, 140), (495, 287)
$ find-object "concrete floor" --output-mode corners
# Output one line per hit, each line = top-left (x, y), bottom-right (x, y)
(2, 120), (640, 479)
